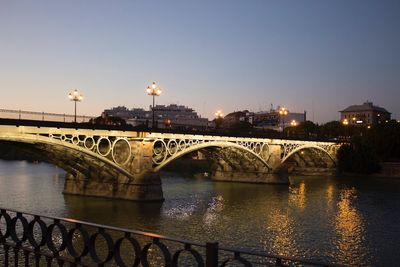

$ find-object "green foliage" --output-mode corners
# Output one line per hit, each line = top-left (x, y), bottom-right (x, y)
(337, 137), (381, 174)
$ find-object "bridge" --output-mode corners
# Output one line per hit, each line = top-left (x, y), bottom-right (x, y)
(0, 122), (340, 201)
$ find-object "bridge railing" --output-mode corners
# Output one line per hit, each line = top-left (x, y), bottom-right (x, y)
(0, 109), (95, 123)
(0, 208), (339, 267)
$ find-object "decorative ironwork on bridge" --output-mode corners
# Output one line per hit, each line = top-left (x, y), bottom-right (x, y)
(47, 133), (133, 166)
(151, 136), (271, 170)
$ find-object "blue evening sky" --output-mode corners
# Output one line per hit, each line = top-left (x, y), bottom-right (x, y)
(0, 0), (399, 123)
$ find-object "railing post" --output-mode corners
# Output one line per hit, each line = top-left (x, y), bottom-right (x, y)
(206, 242), (218, 267)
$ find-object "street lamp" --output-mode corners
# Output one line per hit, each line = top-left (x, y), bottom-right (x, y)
(215, 110), (224, 129)
(215, 110), (224, 119)
(279, 107), (288, 132)
(146, 81), (162, 129)
(68, 89), (83, 123)
(290, 120), (297, 127)
(342, 119), (349, 140)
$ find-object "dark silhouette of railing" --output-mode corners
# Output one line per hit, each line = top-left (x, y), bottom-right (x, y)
(0, 109), (94, 123)
(0, 208), (339, 266)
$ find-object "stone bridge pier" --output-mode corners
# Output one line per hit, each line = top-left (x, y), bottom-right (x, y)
(63, 139), (164, 202)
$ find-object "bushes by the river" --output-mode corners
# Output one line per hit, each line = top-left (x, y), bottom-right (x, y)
(337, 136), (381, 174)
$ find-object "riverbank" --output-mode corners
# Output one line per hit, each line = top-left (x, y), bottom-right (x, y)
(375, 162), (400, 178)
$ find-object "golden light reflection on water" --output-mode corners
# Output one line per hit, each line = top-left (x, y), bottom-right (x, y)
(326, 184), (334, 208)
(264, 208), (299, 257)
(289, 180), (306, 209)
(334, 187), (367, 264)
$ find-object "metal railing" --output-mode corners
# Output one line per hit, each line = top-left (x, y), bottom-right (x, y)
(0, 208), (338, 267)
(0, 109), (95, 123)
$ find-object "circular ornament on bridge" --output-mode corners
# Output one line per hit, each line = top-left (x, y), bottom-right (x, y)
(72, 135), (80, 145)
(84, 136), (96, 150)
(260, 143), (270, 157)
(60, 134), (66, 141)
(187, 140), (194, 147)
(167, 139), (178, 155)
(97, 137), (112, 157)
(178, 139), (186, 151)
(152, 139), (168, 165)
(253, 142), (262, 154)
(248, 142), (254, 150)
(112, 138), (132, 166)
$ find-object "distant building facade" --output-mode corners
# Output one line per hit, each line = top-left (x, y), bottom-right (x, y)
(103, 104), (209, 130)
(339, 102), (391, 125)
(222, 107), (306, 131)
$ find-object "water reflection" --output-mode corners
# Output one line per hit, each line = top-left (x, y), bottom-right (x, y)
(289, 180), (307, 209)
(264, 208), (299, 257)
(2, 161), (400, 265)
(203, 195), (224, 226)
(333, 188), (369, 265)
(326, 184), (335, 208)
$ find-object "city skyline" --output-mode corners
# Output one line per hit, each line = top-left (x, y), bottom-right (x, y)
(1, 1), (399, 122)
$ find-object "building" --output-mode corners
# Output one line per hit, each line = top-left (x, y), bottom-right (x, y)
(253, 108), (306, 131)
(222, 110), (254, 128)
(222, 107), (306, 131)
(103, 104), (209, 130)
(339, 101), (391, 126)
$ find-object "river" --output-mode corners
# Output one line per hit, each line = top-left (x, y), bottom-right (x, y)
(1, 160), (400, 266)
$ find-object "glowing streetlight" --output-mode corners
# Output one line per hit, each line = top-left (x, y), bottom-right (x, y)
(146, 81), (162, 129)
(279, 107), (289, 132)
(290, 120), (297, 127)
(342, 119), (349, 126)
(68, 89), (83, 123)
(215, 110), (224, 129)
(215, 110), (224, 119)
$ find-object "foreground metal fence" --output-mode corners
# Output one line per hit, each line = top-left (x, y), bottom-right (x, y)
(0, 109), (94, 123)
(0, 208), (335, 266)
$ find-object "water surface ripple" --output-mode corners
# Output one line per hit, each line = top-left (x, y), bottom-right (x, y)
(1, 160), (400, 265)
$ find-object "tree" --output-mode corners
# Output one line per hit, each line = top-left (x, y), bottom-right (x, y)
(337, 136), (381, 174)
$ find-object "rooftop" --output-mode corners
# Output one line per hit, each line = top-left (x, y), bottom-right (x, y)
(340, 102), (390, 114)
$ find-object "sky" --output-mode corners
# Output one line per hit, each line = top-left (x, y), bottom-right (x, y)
(0, 0), (399, 123)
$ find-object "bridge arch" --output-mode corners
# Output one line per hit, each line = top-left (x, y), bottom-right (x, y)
(153, 140), (272, 172)
(0, 134), (135, 180)
(281, 144), (337, 166)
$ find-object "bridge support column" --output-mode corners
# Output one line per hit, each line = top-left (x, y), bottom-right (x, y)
(63, 140), (164, 201)
(63, 171), (164, 201)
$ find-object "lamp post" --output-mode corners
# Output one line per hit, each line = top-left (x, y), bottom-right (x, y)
(342, 118), (349, 141)
(290, 120), (297, 127)
(215, 110), (224, 129)
(279, 107), (288, 134)
(146, 81), (162, 129)
(68, 89), (83, 123)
